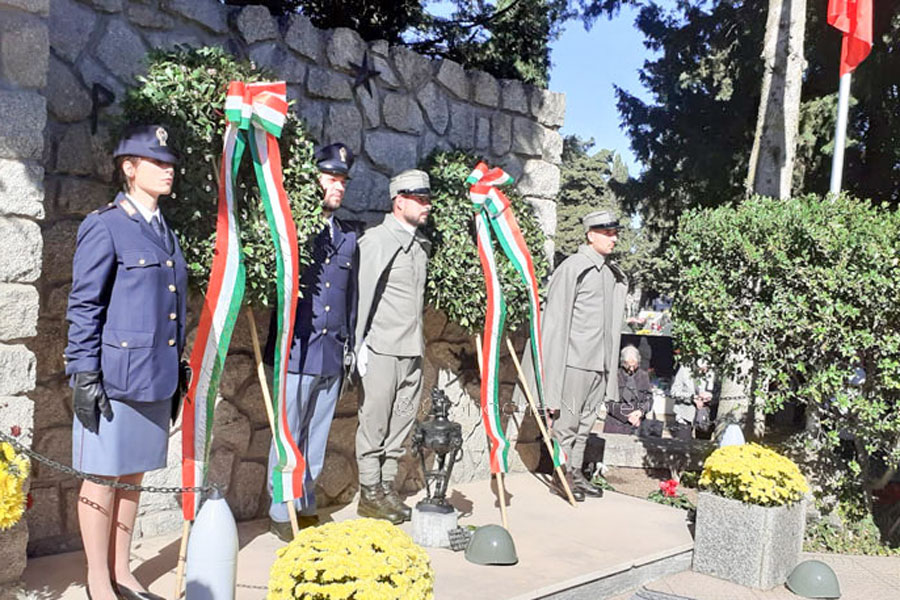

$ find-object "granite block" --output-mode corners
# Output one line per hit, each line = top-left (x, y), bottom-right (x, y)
(692, 491), (804, 589)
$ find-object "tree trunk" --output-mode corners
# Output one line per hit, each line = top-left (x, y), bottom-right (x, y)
(746, 0), (807, 198)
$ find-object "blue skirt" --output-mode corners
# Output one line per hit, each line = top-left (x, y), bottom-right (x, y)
(72, 398), (171, 476)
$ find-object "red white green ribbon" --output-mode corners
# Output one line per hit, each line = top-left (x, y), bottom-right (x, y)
(468, 162), (566, 471)
(182, 81), (303, 519)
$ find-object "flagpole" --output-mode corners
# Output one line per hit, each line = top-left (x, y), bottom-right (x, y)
(829, 71), (853, 195)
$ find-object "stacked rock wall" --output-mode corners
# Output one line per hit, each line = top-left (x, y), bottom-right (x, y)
(26, 0), (564, 556)
(0, 0), (48, 585)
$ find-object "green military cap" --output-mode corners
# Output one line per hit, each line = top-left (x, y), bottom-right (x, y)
(389, 169), (431, 199)
(582, 210), (622, 232)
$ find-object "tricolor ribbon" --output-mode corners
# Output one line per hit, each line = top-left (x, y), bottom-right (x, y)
(467, 162), (566, 472)
(181, 81), (304, 519)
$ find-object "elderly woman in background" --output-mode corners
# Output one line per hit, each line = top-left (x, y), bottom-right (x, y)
(670, 359), (717, 439)
(604, 345), (652, 434)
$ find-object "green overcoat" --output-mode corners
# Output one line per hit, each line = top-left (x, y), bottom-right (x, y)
(516, 245), (628, 410)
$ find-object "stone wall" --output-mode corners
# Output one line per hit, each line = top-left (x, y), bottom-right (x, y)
(0, 0), (48, 585)
(26, 0), (564, 556)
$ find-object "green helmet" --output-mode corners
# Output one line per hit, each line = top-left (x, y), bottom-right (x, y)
(786, 560), (841, 599)
(464, 525), (518, 566)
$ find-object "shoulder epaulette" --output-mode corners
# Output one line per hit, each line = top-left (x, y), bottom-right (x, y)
(94, 202), (117, 215)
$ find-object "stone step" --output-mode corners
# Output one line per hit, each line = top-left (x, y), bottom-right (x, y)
(586, 432), (716, 472)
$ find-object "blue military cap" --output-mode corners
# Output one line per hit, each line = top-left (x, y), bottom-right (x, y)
(113, 124), (179, 164)
(314, 143), (354, 176)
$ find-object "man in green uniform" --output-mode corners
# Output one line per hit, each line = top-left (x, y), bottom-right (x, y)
(542, 210), (627, 500)
(353, 169), (432, 523)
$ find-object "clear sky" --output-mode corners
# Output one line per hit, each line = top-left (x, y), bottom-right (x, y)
(549, 5), (655, 177)
(423, 2), (658, 176)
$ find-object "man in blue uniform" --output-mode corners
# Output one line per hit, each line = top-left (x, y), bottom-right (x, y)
(65, 125), (188, 600)
(264, 142), (359, 541)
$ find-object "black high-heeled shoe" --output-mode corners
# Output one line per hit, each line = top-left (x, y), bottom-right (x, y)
(85, 585), (122, 600)
(112, 583), (165, 600)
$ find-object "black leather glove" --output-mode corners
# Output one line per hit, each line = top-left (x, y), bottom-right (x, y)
(73, 371), (113, 434)
(173, 359), (192, 423)
(178, 359), (192, 398)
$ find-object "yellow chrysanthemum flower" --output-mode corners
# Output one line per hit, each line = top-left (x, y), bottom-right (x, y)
(699, 443), (808, 507)
(267, 518), (434, 600)
(0, 442), (29, 531)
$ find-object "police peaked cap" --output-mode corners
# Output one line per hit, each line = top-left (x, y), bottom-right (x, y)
(582, 210), (622, 232)
(113, 124), (179, 164)
(315, 143), (354, 176)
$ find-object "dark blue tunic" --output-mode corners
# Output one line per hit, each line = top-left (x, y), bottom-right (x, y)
(65, 193), (188, 475)
(265, 218), (359, 376)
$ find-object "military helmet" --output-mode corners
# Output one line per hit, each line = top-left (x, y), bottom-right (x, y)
(786, 560), (841, 599)
(465, 525), (518, 566)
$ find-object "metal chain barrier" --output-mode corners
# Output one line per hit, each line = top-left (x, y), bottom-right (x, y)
(0, 430), (215, 495)
(0, 389), (754, 494)
(236, 583), (269, 591)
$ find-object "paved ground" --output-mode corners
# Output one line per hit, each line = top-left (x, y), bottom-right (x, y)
(22, 472), (693, 600)
(19, 468), (900, 599)
(609, 552), (900, 600)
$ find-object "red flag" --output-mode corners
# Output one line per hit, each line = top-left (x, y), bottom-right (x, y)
(827, 0), (873, 75)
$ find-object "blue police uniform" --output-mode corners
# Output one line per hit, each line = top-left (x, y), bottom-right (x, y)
(263, 143), (359, 522)
(65, 127), (187, 477)
(263, 216), (359, 519)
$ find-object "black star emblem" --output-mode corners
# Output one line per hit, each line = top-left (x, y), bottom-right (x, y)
(350, 51), (381, 96)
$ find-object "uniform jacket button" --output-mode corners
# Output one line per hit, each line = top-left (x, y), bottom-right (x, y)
(322, 328), (328, 334)
(324, 305), (331, 312)
(121, 341), (128, 348)
(168, 284), (176, 292)
(324, 258), (330, 264)
(169, 313), (177, 320)
(325, 282), (331, 288)
(168, 339), (175, 346)
(138, 258), (146, 265)
(166, 260), (174, 267)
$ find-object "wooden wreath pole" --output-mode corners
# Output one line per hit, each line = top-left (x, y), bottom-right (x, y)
(173, 520), (191, 598)
(247, 310), (300, 538)
(505, 336), (577, 507)
(474, 335), (509, 530)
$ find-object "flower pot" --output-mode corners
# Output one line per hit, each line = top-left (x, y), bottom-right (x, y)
(692, 491), (804, 589)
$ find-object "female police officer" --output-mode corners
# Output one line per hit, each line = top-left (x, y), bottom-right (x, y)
(65, 125), (188, 600)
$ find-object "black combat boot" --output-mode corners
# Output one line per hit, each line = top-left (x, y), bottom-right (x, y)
(571, 469), (604, 498)
(550, 468), (585, 502)
(357, 484), (405, 524)
(381, 482), (412, 521)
